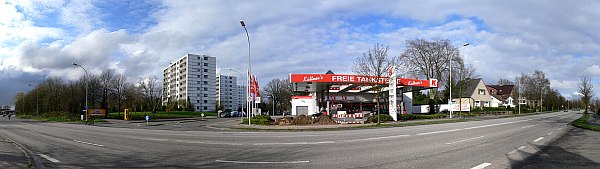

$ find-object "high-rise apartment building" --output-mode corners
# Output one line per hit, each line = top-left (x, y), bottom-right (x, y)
(216, 75), (240, 111)
(163, 54), (216, 112)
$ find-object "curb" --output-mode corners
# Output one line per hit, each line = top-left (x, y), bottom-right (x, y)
(0, 134), (44, 169)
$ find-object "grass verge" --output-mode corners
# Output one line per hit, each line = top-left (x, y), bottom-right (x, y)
(572, 114), (600, 131)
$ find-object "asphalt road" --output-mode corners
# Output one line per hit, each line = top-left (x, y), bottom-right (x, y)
(0, 111), (586, 169)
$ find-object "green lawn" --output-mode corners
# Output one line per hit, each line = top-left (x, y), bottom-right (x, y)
(572, 113), (600, 131)
(107, 111), (216, 120)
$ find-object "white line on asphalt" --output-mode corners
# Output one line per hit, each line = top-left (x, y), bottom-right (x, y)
(557, 128), (562, 130)
(174, 140), (204, 144)
(533, 137), (544, 143)
(345, 135), (410, 142)
(470, 162), (491, 169)
(73, 140), (104, 147)
(445, 136), (485, 145)
(416, 128), (463, 135)
(215, 160), (309, 164)
(547, 132), (552, 135)
(253, 141), (335, 145)
(521, 124), (538, 128)
(38, 154), (60, 163)
(508, 146), (527, 154)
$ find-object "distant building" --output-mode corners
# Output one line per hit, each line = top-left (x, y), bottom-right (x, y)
(216, 75), (239, 111)
(163, 54), (216, 112)
(453, 78), (492, 109)
(486, 85), (516, 107)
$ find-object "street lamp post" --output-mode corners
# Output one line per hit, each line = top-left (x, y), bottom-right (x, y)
(240, 20), (252, 125)
(449, 43), (469, 119)
(72, 63), (88, 122)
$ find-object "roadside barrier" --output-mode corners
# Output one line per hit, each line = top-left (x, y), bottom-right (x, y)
(332, 113), (366, 124)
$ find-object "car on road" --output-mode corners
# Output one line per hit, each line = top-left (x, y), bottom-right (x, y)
(220, 111), (243, 118)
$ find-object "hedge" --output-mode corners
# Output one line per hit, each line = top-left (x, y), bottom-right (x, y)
(242, 115), (273, 125)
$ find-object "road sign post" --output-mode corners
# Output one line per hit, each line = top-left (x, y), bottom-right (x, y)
(145, 115), (150, 125)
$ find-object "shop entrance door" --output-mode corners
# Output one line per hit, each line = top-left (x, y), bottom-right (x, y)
(296, 106), (308, 116)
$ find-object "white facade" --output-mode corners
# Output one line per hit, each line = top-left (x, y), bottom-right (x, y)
(163, 54), (217, 112)
(217, 75), (239, 111)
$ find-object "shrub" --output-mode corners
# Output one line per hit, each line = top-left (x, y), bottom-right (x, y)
(368, 114), (393, 123)
(291, 115), (312, 125)
(399, 114), (446, 120)
(242, 115), (273, 125)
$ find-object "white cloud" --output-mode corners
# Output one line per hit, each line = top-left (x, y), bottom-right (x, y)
(585, 65), (600, 76)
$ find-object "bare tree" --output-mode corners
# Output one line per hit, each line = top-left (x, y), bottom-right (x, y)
(111, 73), (129, 118)
(139, 76), (163, 114)
(400, 39), (460, 113)
(497, 78), (514, 85)
(578, 76), (595, 114)
(264, 78), (293, 115)
(353, 43), (397, 124)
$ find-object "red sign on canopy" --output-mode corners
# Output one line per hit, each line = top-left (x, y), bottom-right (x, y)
(290, 74), (438, 88)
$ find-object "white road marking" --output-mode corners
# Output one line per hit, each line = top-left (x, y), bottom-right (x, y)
(345, 135), (410, 142)
(533, 137), (544, 143)
(73, 140), (104, 147)
(174, 140), (204, 144)
(547, 132), (552, 135)
(215, 160), (309, 164)
(557, 127), (562, 130)
(418, 119), (532, 136)
(445, 136), (485, 145)
(471, 162), (492, 169)
(521, 124), (538, 128)
(508, 146), (527, 154)
(416, 128), (463, 135)
(38, 154), (60, 163)
(253, 141), (334, 145)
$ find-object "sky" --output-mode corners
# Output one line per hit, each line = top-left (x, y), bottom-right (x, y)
(2, 0), (600, 107)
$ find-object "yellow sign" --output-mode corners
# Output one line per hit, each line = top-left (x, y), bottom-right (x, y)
(87, 109), (107, 116)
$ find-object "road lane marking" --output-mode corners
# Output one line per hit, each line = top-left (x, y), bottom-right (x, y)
(38, 154), (60, 163)
(73, 140), (104, 147)
(471, 162), (491, 169)
(508, 146), (527, 154)
(521, 124), (538, 128)
(174, 140), (204, 144)
(547, 132), (552, 135)
(215, 160), (309, 164)
(445, 136), (485, 145)
(253, 141), (335, 145)
(345, 135), (410, 142)
(533, 137), (544, 143)
(416, 128), (463, 135)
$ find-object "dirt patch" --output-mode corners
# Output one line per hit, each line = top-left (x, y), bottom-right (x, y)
(314, 115), (337, 125)
(275, 116), (294, 125)
(291, 115), (312, 125)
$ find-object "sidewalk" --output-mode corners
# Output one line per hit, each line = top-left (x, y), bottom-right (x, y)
(0, 135), (31, 169)
(513, 113), (600, 168)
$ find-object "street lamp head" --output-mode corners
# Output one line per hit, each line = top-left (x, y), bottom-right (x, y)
(240, 20), (245, 27)
(72, 63), (78, 66)
(463, 43), (470, 47)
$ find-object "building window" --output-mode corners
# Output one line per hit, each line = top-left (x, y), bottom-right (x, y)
(204, 69), (208, 72)
(204, 81), (208, 85)
(196, 106), (199, 110)
(475, 100), (481, 107)
(203, 57), (208, 60)
(204, 75), (208, 78)
(203, 63), (208, 66)
(204, 94), (208, 97)
(204, 87), (208, 91)
(478, 89), (485, 95)
(196, 100), (199, 103)
(204, 100), (207, 103)
(203, 106), (208, 110)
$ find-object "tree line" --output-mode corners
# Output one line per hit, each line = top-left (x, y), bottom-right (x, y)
(13, 70), (163, 118)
